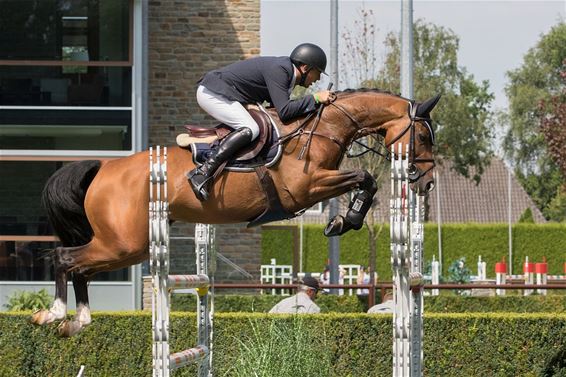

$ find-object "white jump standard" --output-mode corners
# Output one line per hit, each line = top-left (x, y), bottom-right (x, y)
(390, 144), (424, 377)
(150, 146), (214, 377)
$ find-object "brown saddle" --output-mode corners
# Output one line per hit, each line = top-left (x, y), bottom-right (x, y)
(184, 108), (272, 161)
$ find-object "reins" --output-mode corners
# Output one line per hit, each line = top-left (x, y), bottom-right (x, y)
(274, 91), (435, 182)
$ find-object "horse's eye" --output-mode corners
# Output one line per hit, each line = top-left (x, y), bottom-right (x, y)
(418, 134), (427, 143)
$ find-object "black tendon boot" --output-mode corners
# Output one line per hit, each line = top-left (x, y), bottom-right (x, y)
(187, 127), (254, 201)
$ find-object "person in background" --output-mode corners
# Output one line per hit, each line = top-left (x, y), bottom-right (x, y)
(338, 266), (346, 296)
(356, 265), (369, 296)
(269, 276), (321, 314)
(320, 265), (330, 293)
(367, 291), (394, 314)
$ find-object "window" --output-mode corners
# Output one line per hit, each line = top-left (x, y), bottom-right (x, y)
(0, 160), (129, 282)
(0, 0), (130, 62)
(0, 240), (129, 281)
(0, 0), (139, 283)
(0, 0), (134, 154)
(0, 109), (132, 150)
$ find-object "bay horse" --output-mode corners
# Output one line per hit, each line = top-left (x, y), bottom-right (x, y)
(31, 89), (440, 336)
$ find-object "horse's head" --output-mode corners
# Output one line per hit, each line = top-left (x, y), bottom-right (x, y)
(330, 90), (440, 195)
(382, 94), (441, 194)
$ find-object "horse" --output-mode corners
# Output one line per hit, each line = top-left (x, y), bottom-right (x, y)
(31, 89), (440, 336)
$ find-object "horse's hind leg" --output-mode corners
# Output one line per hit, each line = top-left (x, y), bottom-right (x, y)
(31, 246), (74, 325)
(57, 272), (91, 337)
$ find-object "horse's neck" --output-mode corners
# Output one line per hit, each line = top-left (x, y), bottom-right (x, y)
(270, 93), (407, 167)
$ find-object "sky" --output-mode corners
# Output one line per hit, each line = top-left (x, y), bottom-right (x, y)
(261, 0), (566, 109)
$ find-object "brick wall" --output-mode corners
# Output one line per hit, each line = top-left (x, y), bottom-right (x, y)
(147, 0), (261, 292)
(148, 0), (260, 145)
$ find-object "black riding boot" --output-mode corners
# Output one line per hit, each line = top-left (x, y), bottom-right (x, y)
(187, 127), (254, 201)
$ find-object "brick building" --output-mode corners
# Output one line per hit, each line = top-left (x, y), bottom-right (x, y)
(0, 0), (261, 310)
(147, 1), (262, 283)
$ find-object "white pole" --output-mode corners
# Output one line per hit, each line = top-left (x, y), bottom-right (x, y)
(431, 256), (439, 296)
(328, 0), (340, 294)
(330, 0), (339, 87)
(400, 0), (414, 98)
(299, 216), (304, 273)
(508, 166), (513, 275)
(435, 170), (442, 273)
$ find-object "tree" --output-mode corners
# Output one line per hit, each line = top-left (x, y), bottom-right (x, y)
(338, 9), (387, 281)
(540, 60), (566, 179)
(539, 59), (566, 221)
(503, 22), (566, 219)
(341, 8), (378, 88)
(336, 17), (495, 276)
(367, 20), (495, 183)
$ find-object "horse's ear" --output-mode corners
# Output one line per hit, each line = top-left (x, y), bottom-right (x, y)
(416, 94), (441, 117)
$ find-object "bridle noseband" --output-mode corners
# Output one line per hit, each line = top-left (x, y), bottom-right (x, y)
(386, 101), (436, 183)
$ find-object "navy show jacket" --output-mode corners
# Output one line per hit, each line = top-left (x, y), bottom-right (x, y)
(198, 56), (317, 123)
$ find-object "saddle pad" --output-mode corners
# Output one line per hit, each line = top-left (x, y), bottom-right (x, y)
(191, 126), (283, 172)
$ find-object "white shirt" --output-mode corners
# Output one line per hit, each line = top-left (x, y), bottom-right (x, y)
(367, 300), (394, 314)
(268, 292), (320, 314)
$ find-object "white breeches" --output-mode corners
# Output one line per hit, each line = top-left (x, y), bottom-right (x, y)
(196, 85), (260, 140)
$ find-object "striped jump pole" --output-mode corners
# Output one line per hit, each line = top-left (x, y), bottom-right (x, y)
(150, 146), (215, 377)
(535, 258), (548, 296)
(390, 144), (424, 377)
(495, 259), (507, 296)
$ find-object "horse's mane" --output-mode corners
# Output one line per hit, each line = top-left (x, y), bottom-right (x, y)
(268, 87), (410, 126)
(336, 87), (409, 101)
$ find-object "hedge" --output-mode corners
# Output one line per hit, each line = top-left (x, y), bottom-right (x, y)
(262, 223), (566, 280)
(1, 312), (566, 376)
(172, 293), (367, 313)
(172, 294), (566, 313)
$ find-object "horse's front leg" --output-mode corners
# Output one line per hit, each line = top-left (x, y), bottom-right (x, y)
(309, 169), (377, 237)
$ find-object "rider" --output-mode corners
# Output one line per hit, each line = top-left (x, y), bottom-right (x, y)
(187, 42), (336, 201)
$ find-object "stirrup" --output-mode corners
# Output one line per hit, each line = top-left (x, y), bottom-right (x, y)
(187, 168), (213, 201)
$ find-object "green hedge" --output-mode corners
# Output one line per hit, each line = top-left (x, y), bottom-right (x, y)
(172, 294), (566, 313)
(2, 312), (566, 376)
(424, 295), (566, 313)
(172, 293), (366, 313)
(262, 223), (566, 280)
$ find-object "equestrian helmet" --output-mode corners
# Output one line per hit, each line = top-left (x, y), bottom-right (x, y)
(290, 43), (327, 74)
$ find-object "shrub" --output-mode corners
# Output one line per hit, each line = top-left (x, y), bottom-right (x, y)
(5, 289), (52, 311)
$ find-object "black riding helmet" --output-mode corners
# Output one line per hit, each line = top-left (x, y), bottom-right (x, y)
(290, 43), (327, 86)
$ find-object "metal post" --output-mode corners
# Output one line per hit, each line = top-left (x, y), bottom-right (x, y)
(330, 0), (339, 86)
(434, 170), (442, 273)
(195, 223), (214, 377)
(508, 166), (513, 275)
(390, 144), (423, 377)
(328, 0), (340, 295)
(328, 198), (340, 294)
(400, 0), (414, 99)
(150, 147), (213, 377)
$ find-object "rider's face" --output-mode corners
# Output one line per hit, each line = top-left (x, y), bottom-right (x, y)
(300, 65), (322, 87)
(307, 69), (322, 86)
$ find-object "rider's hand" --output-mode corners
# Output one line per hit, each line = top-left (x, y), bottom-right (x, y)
(314, 90), (336, 105)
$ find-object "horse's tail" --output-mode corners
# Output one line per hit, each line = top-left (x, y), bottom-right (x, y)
(42, 160), (101, 247)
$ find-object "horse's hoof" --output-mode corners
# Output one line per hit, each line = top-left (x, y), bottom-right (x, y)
(31, 309), (59, 326)
(325, 215), (346, 237)
(57, 320), (85, 337)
